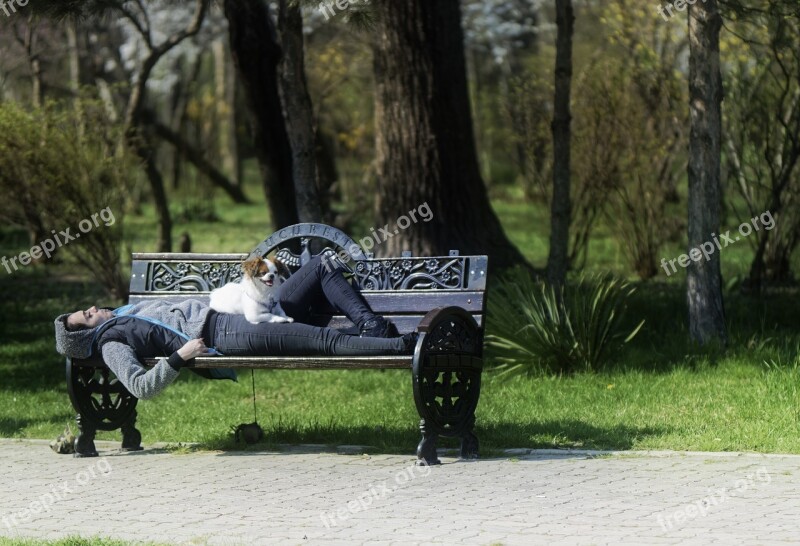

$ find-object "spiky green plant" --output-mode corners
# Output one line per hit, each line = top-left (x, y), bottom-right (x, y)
(486, 268), (644, 376)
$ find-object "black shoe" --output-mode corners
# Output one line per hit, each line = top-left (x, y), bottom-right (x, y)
(401, 332), (419, 354)
(360, 316), (396, 338)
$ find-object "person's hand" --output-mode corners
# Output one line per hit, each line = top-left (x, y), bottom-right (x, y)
(177, 338), (213, 361)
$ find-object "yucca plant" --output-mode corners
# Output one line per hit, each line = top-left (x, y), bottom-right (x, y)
(486, 268), (644, 376)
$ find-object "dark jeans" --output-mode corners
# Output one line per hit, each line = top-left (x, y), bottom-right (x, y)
(277, 253), (373, 327)
(210, 254), (406, 356)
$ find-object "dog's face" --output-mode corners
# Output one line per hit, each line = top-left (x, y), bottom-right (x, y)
(241, 256), (290, 291)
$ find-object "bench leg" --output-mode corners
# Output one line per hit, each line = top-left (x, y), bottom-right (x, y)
(412, 307), (484, 464)
(460, 414), (479, 460)
(74, 413), (98, 458)
(121, 409), (143, 452)
(416, 419), (440, 466)
(67, 359), (141, 457)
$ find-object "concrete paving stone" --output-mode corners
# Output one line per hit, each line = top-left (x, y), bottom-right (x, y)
(3, 440), (800, 544)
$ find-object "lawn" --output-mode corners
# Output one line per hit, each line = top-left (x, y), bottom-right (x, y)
(0, 537), (166, 546)
(1, 183), (799, 456)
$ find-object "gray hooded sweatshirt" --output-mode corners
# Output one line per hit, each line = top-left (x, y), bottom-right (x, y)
(54, 300), (211, 400)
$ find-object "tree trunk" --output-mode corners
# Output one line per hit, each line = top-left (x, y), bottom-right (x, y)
(213, 38), (240, 186)
(169, 54), (202, 190)
(121, 0), (210, 252)
(546, 0), (574, 287)
(66, 21), (80, 100)
(277, 0), (322, 223)
(224, 0), (298, 230)
(22, 20), (43, 107)
(135, 140), (173, 252)
(372, 0), (529, 268)
(150, 119), (250, 204)
(687, 0), (727, 344)
(316, 129), (339, 224)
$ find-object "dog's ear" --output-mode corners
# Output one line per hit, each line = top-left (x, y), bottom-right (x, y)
(274, 258), (292, 280)
(241, 256), (262, 277)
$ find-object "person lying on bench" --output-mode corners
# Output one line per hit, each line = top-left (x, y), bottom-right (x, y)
(54, 254), (418, 400)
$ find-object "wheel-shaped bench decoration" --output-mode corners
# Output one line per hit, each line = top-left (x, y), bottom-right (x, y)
(249, 222), (367, 273)
(413, 306), (483, 465)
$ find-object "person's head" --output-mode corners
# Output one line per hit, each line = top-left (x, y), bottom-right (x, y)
(65, 306), (114, 331)
(54, 305), (115, 359)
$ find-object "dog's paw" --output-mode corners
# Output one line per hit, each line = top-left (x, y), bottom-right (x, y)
(269, 315), (292, 323)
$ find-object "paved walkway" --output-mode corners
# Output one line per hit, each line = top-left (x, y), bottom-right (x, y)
(0, 439), (798, 545)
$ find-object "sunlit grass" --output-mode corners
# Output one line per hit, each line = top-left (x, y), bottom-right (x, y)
(0, 536), (168, 546)
(2, 182), (800, 455)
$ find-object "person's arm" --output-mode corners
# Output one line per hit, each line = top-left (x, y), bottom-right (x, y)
(101, 339), (214, 400)
(101, 342), (184, 400)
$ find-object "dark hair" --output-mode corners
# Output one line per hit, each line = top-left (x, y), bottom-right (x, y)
(64, 314), (88, 332)
(64, 306), (114, 332)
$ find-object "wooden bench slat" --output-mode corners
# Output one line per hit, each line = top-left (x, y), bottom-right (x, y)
(123, 297), (484, 332)
(132, 253), (248, 260)
(143, 355), (413, 370)
(127, 291), (485, 313)
(309, 314), (483, 332)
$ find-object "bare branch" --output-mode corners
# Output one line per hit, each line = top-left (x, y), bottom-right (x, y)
(151, 0), (209, 59)
(115, 0), (152, 49)
(124, 0), (210, 131)
(133, 0), (152, 43)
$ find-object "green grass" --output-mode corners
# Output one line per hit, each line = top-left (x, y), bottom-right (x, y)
(2, 182), (800, 455)
(0, 537), (167, 546)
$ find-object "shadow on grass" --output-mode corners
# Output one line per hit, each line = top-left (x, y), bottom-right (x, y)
(0, 267), (111, 397)
(178, 419), (668, 458)
(0, 414), (74, 436)
(0, 362), (69, 392)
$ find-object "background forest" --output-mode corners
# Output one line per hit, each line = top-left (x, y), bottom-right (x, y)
(1, 0), (800, 453)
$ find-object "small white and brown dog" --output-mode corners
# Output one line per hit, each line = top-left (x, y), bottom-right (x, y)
(209, 256), (294, 324)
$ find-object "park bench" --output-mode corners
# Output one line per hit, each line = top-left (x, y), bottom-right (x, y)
(65, 223), (488, 465)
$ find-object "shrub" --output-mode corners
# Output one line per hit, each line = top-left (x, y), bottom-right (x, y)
(486, 268), (644, 376)
(0, 98), (139, 298)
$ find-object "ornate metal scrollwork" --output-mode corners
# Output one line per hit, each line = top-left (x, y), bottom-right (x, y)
(416, 364), (480, 434)
(136, 224), (468, 294)
(421, 315), (477, 354)
(67, 361), (140, 431)
(250, 224), (466, 291)
(149, 261), (243, 292)
(351, 257), (465, 291)
(412, 308), (483, 464)
(249, 223), (367, 262)
(67, 358), (143, 456)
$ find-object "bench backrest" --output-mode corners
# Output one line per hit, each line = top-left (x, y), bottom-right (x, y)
(128, 250), (488, 334)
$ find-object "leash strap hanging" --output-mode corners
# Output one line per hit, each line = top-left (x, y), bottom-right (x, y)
(251, 369), (258, 423)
